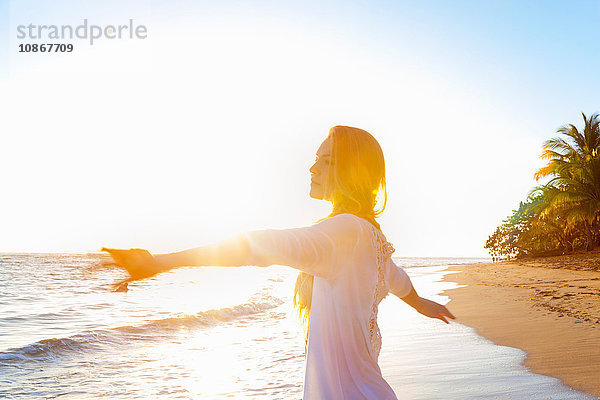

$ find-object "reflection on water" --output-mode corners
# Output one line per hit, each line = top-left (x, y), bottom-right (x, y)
(0, 255), (594, 399)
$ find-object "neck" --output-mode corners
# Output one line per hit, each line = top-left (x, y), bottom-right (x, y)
(330, 204), (380, 230)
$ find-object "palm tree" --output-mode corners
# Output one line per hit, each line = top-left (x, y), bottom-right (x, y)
(533, 113), (600, 250)
(524, 189), (578, 253)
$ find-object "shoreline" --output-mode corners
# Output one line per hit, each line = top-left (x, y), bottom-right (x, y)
(442, 257), (600, 398)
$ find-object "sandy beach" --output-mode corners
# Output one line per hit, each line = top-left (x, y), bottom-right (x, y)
(442, 253), (600, 398)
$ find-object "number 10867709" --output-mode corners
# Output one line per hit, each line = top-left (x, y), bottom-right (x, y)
(19, 43), (74, 52)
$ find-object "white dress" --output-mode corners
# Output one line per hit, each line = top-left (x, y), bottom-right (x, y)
(243, 213), (414, 400)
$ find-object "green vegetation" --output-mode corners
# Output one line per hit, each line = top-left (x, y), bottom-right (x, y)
(486, 113), (600, 258)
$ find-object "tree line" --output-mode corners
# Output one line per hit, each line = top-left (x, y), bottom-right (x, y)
(485, 113), (600, 259)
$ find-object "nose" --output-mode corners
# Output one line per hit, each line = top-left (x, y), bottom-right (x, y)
(309, 161), (318, 175)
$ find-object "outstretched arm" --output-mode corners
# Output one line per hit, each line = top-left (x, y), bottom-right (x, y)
(386, 259), (455, 324)
(102, 214), (358, 283)
(154, 235), (251, 270)
(101, 234), (252, 282)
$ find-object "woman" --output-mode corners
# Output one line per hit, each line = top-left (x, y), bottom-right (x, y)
(102, 125), (455, 399)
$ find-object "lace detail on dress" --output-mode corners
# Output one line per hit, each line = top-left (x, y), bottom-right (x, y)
(368, 226), (395, 360)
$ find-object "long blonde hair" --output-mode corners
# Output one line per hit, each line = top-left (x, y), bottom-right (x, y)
(293, 125), (388, 351)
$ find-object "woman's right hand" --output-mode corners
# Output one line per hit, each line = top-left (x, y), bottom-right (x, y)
(101, 247), (165, 284)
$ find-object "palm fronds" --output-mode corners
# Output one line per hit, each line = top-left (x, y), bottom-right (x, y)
(486, 113), (600, 257)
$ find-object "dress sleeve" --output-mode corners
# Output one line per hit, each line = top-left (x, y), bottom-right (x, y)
(242, 214), (359, 279)
(386, 258), (413, 298)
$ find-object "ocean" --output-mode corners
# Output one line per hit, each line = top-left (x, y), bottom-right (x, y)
(0, 254), (594, 399)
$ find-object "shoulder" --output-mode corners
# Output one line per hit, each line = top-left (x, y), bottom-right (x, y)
(315, 213), (362, 228)
(314, 213), (370, 242)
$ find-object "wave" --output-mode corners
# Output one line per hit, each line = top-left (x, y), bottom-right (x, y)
(0, 334), (102, 363)
(0, 295), (284, 364)
(117, 294), (284, 334)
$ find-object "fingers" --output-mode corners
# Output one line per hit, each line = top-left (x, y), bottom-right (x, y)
(101, 247), (128, 258)
(441, 307), (456, 320)
(432, 304), (453, 324)
(101, 247), (120, 255)
(100, 247), (125, 265)
(437, 305), (455, 323)
(430, 301), (455, 321)
(98, 250), (123, 268)
(418, 298), (455, 324)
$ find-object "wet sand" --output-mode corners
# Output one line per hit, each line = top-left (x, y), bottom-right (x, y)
(442, 253), (600, 397)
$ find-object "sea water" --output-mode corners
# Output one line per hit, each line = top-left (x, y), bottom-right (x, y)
(0, 254), (595, 399)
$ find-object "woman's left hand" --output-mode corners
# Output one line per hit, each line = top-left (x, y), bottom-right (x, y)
(414, 297), (456, 324)
(101, 247), (164, 284)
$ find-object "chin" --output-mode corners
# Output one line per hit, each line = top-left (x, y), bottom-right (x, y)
(309, 186), (324, 200)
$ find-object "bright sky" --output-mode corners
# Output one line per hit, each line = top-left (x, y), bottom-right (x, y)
(1, 0), (599, 256)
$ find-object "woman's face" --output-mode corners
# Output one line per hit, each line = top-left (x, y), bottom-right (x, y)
(309, 136), (334, 200)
